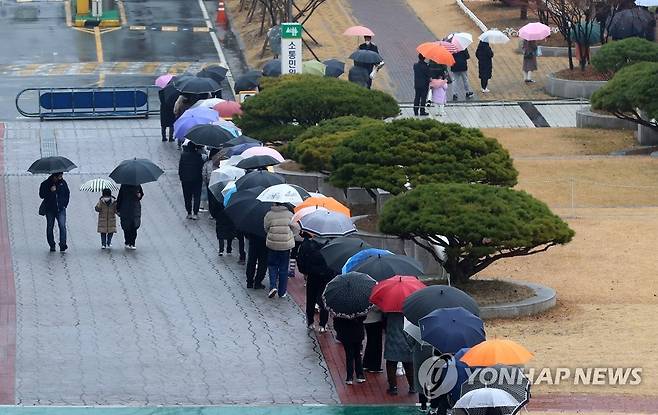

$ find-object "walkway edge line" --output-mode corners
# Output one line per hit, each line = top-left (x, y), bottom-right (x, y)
(454, 0), (488, 33)
(0, 122), (16, 405)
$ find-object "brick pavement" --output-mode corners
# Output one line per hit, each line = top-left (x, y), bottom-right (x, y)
(1, 119), (337, 405)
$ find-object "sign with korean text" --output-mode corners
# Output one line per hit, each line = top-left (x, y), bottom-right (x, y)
(281, 23), (303, 74)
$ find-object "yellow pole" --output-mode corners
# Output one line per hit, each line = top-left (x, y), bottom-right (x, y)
(77, 0), (89, 14)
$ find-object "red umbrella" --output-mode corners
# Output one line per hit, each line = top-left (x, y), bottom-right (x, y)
(213, 100), (242, 119)
(369, 276), (426, 313)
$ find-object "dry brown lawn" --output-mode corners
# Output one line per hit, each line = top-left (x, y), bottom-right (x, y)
(470, 128), (658, 397)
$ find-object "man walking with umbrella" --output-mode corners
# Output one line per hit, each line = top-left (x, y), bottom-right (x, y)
(297, 232), (333, 332)
(413, 54), (431, 116)
(357, 36), (383, 89)
(116, 185), (143, 250)
(39, 172), (70, 252)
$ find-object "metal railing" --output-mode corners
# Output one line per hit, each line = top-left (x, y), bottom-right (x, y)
(16, 86), (160, 120)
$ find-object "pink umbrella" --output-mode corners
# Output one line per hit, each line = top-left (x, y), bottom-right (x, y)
(155, 74), (174, 89)
(241, 146), (285, 162)
(214, 100), (242, 119)
(519, 22), (551, 41)
(343, 25), (375, 37)
(438, 40), (459, 54)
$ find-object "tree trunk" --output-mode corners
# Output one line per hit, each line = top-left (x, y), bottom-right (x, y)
(520, 4), (528, 20)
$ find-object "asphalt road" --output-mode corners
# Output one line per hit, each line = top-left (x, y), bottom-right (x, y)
(0, 0), (246, 120)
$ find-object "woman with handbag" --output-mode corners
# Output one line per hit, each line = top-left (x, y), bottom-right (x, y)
(522, 40), (539, 83)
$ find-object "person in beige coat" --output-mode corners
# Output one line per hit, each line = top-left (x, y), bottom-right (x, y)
(263, 203), (295, 298)
(95, 188), (117, 249)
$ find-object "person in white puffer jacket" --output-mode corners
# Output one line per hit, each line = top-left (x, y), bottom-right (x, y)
(263, 203), (295, 299)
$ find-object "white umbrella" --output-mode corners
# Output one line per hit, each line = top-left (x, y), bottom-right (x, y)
(79, 178), (119, 192)
(220, 155), (245, 167)
(191, 98), (225, 109)
(256, 184), (310, 205)
(221, 181), (236, 197)
(210, 165), (245, 187)
(403, 317), (431, 346)
(454, 388), (520, 409)
(478, 29), (510, 44)
(299, 209), (356, 237)
(450, 32), (473, 50)
(635, 0), (658, 5)
(308, 192), (327, 198)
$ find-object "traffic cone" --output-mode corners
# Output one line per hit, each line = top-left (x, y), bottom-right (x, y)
(216, 1), (227, 27)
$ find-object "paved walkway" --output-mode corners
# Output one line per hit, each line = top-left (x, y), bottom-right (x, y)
(1, 120), (337, 405)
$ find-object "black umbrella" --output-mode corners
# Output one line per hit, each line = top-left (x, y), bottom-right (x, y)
(197, 65), (228, 84)
(224, 186), (272, 237)
(262, 59), (282, 77)
(234, 70), (263, 93)
(173, 75), (221, 94)
(208, 181), (226, 202)
(234, 170), (284, 190)
(225, 135), (262, 147)
(460, 365), (531, 415)
(608, 8), (654, 40)
(184, 124), (234, 148)
(323, 59), (345, 77)
(109, 158), (164, 185)
(349, 50), (383, 64)
(28, 156), (77, 174)
(320, 237), (371, 273)
(236, 155), (281, 170)
(322, 272), (377, 318)
(352, 254), (424, 282)
(403, 285), (480, 325)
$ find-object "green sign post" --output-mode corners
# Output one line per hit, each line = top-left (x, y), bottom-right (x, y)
(281, 22), (303, 74)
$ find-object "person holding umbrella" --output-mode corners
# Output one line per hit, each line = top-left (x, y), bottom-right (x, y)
(116, 184), (143, 250)
(296, 232), (333, 332)
(178, 141), (205, 220)
(383, 313), (415, 395)
(450, 47), (474, 101)
(412, 54), (431, 116)
(39, 172), (70, 252)
(522, 40), (538, 83)
(202, 148), (221, 217)
(357, 36), (383, 89)
(475, 40), (494, 93)
(263, 203), (295, 298)
(156, 74), (176, 142)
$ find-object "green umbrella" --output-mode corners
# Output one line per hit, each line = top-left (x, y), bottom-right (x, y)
(570, 22), (601, 45)
(302, 60), (326, 76)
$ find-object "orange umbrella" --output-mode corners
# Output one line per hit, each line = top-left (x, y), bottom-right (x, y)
(459, 339), (533, 366)
(294, 196), (350, 217)
(416, 42), (456, 66)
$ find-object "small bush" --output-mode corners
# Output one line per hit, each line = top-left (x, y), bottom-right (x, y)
(288, 116), (380, 172)
(234, 74), (399, 143)
(592, 37), (658, 74)
(329, 118), (518, 194)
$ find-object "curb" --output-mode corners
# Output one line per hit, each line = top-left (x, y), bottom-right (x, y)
(479, 279), (556, 319)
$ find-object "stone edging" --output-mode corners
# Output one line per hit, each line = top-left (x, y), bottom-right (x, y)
(454, 0), (488, 33)
(514, 40), (601, 57)
(576, 107), (637, 130)
(545, 72), (607, 99)
(479, 280), (556, 319)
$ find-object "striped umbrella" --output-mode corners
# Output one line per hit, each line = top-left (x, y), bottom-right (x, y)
(438, 40), (459, 53)
(79, 178), (119, 193)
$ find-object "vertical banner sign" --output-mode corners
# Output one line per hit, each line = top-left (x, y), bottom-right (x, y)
(281, 22), (303, 74)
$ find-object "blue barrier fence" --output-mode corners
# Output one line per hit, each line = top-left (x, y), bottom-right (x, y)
(16, 86), (160, 120)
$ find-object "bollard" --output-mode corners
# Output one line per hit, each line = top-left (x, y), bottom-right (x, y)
(216, 1), (227, 27)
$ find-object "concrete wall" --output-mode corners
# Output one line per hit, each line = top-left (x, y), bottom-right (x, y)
(576, 108), (637, 130)
(545, 73), (607, 99)
(516, 40), (601, 57)
(638, 124), (658, 146)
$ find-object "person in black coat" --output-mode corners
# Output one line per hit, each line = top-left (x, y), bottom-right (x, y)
(39, 173), (70, 252)
(348, 65), (370, 88)
(450, 49), (474, 101)
(158, 85), (177, 142)
(475, 41), (494, 93)
(413, 54), (431, 116)
(296, 233), (334, 331)
(334, 315), (367, 384)
(178, 142), (205, 219)
(116, 184), (143, 249)
(356, 36), (382, 89)
(245, 233), (267, 289)
(209, 192), (242, 258)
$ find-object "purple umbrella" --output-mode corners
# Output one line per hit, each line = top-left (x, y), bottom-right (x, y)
(227, 142), (261, 156)
(173, 106), (220, 140)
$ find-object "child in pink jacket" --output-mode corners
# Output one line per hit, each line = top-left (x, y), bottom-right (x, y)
(429, 77), (448, 117)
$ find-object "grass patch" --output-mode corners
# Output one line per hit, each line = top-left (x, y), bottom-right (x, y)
(554, 66), (611, 81)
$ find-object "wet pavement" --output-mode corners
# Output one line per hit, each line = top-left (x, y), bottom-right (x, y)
(0, 407), (420, 415)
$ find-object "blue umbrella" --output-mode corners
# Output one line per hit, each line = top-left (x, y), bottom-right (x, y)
(227, 142), (261, 156)
(223, 186), (237, 206)
(173, 106), (219, 140)
(419, 307), (485, 354)
(342, 248), (393, 274)
(450, 347), (475, 403)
